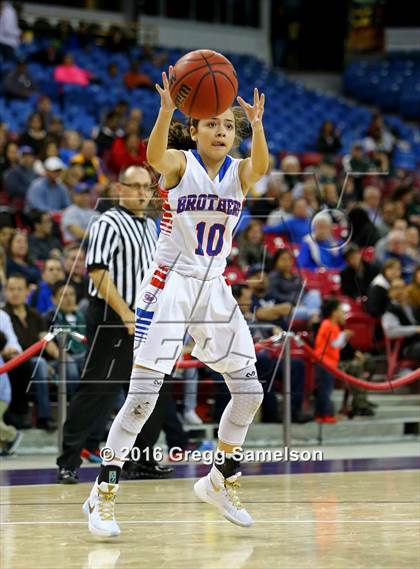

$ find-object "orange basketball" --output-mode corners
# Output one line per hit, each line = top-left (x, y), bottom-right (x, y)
(169, 49), (238, 119)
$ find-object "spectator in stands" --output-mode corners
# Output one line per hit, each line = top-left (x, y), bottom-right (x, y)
(226, 284), (312, 423)
(348, 207), (380, 247)
(247, 174), (282, 220)
(362, 186), (382, 225)
(27, 210), (62, 261)
(60, 130), (82, 165)
(61, 183), (99, 243)
(93, 111), (124, 156)
(340, 244), (378, 299)
(3, 60), (37, 99)
(0, 244), (6, 300)
(0, 213), (14, 252)
(280, 155), (303, 196)
(314, 298), (354, 423)
(4, 274), (58, 431)
(45, 281), (87, 398)
(25, 156), (70, 213)
(374, 219), (407, 262)
(343, 142), (372, 200)
(6, 231), (40, 284)
(140, 43), (168, 67)
(70, 140), (107, 190)
(264, 197), (311, 245)
(237, 220), (266, 268)
(406, 226), (420, 264)
(36, 96), (54, 129)
(382, 278), (420, 363)
(105, 26), (129, 53)
(110, 133), (147, 173)
(1, 141), (19, 177)
(406, 267), (420, 310)
(63, 244), (88, 305)
(297, 213), (345, 271)
(33, 139), (60, 176)
(246, 265), (291, 327)
(366, 258), (401, 317)
(113, 99), (130, 130)
(19, 112), (47, 156)
(54, 53), (91, 87)
(123, 60), (153, 90)
(62, 163), (84, 195)
(377, 229), (415, 283)
(0, 325), (22, 456)
(47, 117), (65, 146)
(267, 248), (321, 321)
(3, 146), (37, 202)
(316, 120), (342, 155)
(30, 40), (63, 66)
(364, 112), (394, 155)
(0, 306), (29, 430)
(104, 62), (120, 83)
(377, 200), (397, 238)
(265, 188), (293, 227)
(28, 258), (65, 314)
(0, 1), (20, 59)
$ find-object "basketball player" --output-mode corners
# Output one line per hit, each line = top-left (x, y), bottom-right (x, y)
(83, 67), (269, 536)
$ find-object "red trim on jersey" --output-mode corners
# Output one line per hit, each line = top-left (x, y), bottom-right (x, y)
(150, 265), (169, 290)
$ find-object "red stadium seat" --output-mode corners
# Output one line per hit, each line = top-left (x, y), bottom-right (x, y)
(264, 234), (288, 255)
(345, 312), (376, 352)
(300, 269), (341, 295)
(224, 265), (246, 285)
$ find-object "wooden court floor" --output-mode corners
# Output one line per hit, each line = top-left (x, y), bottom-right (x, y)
(1, 470), (419, 569)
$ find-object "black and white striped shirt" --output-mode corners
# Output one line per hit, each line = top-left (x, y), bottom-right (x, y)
(86, 205), (158, 309)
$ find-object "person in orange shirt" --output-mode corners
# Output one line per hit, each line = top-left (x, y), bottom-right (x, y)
(313, 298), (354, 423)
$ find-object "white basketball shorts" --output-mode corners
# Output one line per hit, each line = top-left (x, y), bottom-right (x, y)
(133, 264), (256, 375)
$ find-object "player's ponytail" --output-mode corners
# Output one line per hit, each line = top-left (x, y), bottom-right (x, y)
(168, 121), (196, 150)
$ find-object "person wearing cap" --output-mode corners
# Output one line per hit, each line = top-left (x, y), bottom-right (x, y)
(3, 146), (37, 202)
(25, 156), (70, 213)
(61, 183), (99, 242)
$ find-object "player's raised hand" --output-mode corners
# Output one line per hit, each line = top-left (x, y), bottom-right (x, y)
(155, 66), (176, 112)
(237, 88), (265, 129)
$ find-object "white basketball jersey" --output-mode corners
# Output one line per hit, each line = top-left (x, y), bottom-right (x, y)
(154, 149), (243, 280)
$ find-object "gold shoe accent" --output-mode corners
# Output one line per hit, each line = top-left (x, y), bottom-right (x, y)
(97, 487), (117, 521)
(224, 479), (243, 510)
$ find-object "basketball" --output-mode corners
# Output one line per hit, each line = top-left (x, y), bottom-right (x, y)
(169, 49), (238, 119)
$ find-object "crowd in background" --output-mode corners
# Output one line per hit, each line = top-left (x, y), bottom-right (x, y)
(0, 12), (419, 441)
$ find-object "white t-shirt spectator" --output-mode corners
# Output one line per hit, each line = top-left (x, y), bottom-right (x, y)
(61, 204), (99, 242)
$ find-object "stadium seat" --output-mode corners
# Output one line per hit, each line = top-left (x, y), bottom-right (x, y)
(345, 313), (377, 352)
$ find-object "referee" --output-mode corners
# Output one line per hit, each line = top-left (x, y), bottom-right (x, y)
(57, 165), (172, 483)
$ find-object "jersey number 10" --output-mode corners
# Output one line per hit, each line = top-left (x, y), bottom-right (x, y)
(195, 222), (226, 257)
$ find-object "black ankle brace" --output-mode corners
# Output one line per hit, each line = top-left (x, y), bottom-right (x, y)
(214, 452), (241, 479)
(98, 465), (121, 485)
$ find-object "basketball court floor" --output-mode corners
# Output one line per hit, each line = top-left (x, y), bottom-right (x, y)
(1, 449), (419, 569)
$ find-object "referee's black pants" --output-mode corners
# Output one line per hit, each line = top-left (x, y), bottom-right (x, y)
(57, 298), (170, 470)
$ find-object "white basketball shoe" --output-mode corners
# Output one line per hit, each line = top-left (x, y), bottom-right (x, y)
(83, 480), (121, 537)
(194, 470), (253, 527)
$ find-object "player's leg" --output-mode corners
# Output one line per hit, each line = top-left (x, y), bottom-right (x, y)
(83, 268), (187, 537)
(190, 277), (262, 527)
(193, 362), (263, 527)
(83, 364), (165, 537)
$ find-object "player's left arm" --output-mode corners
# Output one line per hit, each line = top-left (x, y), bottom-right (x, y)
(237, 88), (269, 195)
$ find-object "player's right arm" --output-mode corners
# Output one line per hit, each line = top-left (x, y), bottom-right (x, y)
(147, 68), (186, 184)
